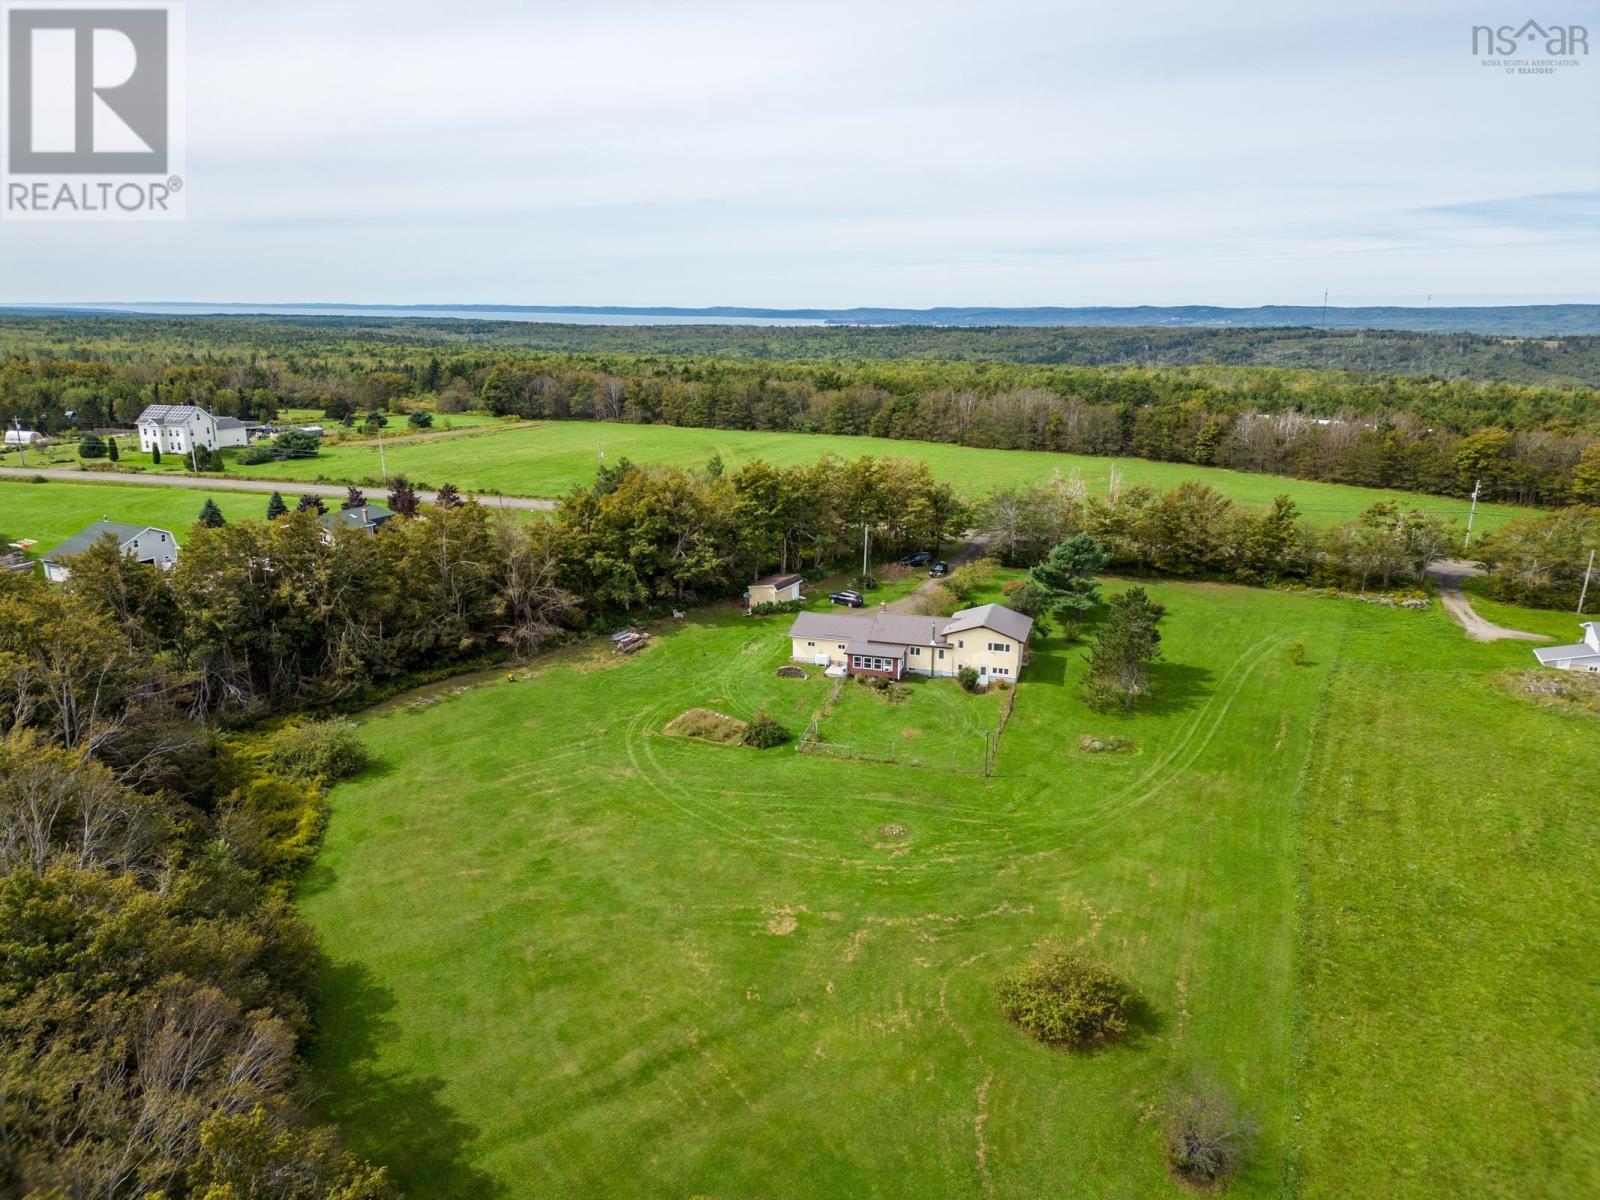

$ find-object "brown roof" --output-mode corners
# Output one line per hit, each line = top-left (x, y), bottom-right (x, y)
(752, 573), (804, 589)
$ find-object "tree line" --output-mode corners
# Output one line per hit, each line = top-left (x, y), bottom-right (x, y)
(4, 318), (1599, 508)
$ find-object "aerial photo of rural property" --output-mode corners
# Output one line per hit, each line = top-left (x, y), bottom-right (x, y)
(0, 2), (1596, 1198)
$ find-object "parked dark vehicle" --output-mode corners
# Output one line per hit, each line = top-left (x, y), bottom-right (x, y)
(928, 562), (949, 577)
(830, 590), (865, 607)
(899, 551), (932, 567)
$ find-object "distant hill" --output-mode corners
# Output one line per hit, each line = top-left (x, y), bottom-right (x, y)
(12, 301), (1600, 336)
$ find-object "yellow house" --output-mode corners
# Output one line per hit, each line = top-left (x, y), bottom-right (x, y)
(787, 603), (1032, 684)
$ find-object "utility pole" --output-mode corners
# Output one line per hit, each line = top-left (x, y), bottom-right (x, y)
(861, 522), (870, 582)
(1320, 289), (1329, 329)
(1579, 549), (1596, 615)
(12, 418), (25, 468)
(376, 424), (388, 484)
(1463, 478), (1481, 550)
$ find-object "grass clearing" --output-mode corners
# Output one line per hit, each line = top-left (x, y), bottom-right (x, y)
(296, 575), (1600, 1197)
(165, 420), (1526, 529)
(809, 673), (1008, 772)
(0, 479), (278, 549)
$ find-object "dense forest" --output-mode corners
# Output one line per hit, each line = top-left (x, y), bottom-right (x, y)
(5, 314), (1600, 385)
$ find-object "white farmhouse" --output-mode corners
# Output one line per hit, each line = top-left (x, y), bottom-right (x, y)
(788, 602), (1033, 685)
(41, 520), (180, 584)
(1532, 622), (1600, 674)
(135, 404), (251, 456)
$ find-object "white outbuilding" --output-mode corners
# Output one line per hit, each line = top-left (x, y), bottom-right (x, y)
(1533, 622), (1600, 673)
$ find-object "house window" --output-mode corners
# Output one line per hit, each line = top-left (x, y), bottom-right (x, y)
(988, 642), (1011, 653)
(937, 649), (945, 660)
(909, 646), (919, 655)
(837, 644), (845, 650)
(806, 640), (815, 648)
(957, 639), (964, 648)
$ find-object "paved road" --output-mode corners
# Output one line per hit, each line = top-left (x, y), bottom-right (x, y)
(1426, 559), (1547, 643)
(0, 466), (557, 511)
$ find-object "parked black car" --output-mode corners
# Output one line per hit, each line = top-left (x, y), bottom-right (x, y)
(928, 561), (949, 578)
(830, 589), (865, 607)
(899, 551), (932, 567)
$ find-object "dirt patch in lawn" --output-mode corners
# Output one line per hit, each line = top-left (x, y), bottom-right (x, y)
(664, 707), (749, 744)
(1502, 669), (1600, 721)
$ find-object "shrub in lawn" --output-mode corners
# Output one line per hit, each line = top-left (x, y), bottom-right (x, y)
(1161, 1081), (1256, 1190)
(237, 441), (279, 465)
(263, 718), (369, 784)
(750, 599), (804, 616)
(1286, 641), (1308, 666)
(997, 941), (1135, 1048)
(78, 434), (106, 459)
(743, 712), (790, 748)
(909, 582), (959, 616)
(958, 666), (981, 693)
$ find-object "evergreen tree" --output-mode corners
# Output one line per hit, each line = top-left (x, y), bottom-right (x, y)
(342, 486), (366, 511)
(1084, 587), (1163, 711)
(106, 436), (119, 463)
(296, 493), (327, 516)
(1029, 533), (1110, 634)
(265, 491), (289, 520)
(198, 498), (226, 528)
(150, 444), (161, 465)
(434, 482), (463, 509)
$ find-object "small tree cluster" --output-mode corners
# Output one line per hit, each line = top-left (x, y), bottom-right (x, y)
(1029, 532), (1110, 636)
(997, 941), (1136, 1047)
(742, 712), (790, 748)
(1084, 587), (1163, 712)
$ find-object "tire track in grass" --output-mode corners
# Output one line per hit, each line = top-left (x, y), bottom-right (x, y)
(988, 636), (1281, 862)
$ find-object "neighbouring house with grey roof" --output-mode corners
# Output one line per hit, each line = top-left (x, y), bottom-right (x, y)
(135, 404), (251, 456)
(788, 601), (1033, 684)
(317, 503), (396, 538)
(1532, 622), (1600, 674)
(42, 521), (179, 583)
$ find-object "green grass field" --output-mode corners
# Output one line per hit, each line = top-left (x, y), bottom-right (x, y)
(1, 479), (280, 550)
(198, 421), (1525, 530)
(297, 578), (1599, 1198)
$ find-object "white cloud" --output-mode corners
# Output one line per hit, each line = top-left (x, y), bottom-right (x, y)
(2, 0), (1597, 305)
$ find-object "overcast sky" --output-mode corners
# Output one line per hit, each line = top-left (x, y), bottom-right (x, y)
(3, 0), (1598, 307)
